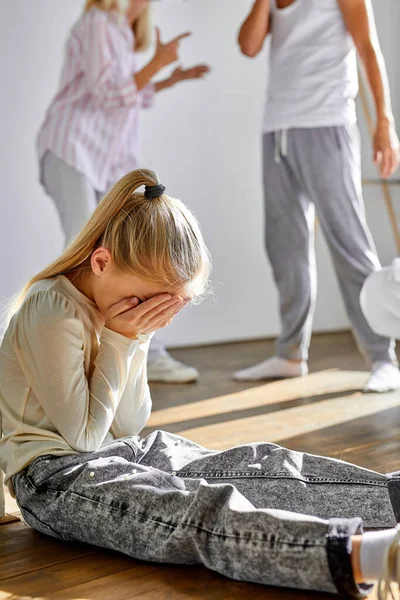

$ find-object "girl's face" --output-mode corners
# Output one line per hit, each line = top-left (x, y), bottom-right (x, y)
(89, 248), (190, 316)
(126, 0), (149, 24)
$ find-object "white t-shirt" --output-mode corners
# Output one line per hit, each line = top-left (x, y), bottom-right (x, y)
(264, 0), (359, 133)
(0, 276), (152, 493)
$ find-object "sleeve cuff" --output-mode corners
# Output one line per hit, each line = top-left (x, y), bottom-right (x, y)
(101, 327), (140, 353)
(141, 83), (155, 109)
(120, 78), (139, 106)
(137, 332), (154, 346)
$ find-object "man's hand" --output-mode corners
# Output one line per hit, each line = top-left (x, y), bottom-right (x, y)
(373, 120), (400, 178)
(338, 0), (399, 177)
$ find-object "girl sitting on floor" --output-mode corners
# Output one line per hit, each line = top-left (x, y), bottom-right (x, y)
(0, 169), (399, 599)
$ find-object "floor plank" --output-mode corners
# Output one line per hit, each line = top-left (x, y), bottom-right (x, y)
(0, 514), (19, 526)
(175, 377), (400, 450)
(0, 521), (63, 558)
(0, 540), (95, 581)
(0, 553), (135, 596)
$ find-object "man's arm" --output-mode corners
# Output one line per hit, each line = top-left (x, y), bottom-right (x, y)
(238, 0), (272, 58)
(338, 0), (399, 177)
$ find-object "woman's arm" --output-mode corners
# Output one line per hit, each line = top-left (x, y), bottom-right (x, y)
(238, 0), (271, 58)
(82, 10), (140, 109)
(13, 291), (141, 453)
(134, 29), (191, 91)
(82, 13), (190, 107)
(338, 0), (399, 178)
(154, 65), (210, 93)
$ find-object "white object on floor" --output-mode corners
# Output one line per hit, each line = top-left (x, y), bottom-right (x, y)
(360, 527), (399, 584)
(376, 525), (400, 600)
(364, 362), (400, 394)
(147, 353), (199, 384)
(233, 356), (308, 382)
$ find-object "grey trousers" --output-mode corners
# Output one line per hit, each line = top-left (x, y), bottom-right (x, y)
(41, 151), (103, 245)
(263, 126), (396, 364)
(13, 431), (400, 598)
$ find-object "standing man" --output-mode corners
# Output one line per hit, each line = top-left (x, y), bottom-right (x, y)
(234, 0), (400, 392)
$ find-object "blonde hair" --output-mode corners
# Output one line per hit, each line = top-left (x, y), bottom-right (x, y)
(8, 169), (211, 321)
(84, 0), (152, 52)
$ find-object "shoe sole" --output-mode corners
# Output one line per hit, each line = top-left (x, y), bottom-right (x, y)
(233, 373), (309, 382)
(148, 377), (198, 384)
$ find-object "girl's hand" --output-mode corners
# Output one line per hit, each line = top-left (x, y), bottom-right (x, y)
(104, 295), (185, 339)
(169, 64), (211, 85)
(153, 28), (191, 70)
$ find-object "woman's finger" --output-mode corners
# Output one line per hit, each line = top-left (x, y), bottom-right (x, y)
(194, 64), (210, 72)
(170, 32), (192, 45)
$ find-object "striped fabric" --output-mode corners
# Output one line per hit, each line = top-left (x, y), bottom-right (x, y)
(37, 8), (154, 193)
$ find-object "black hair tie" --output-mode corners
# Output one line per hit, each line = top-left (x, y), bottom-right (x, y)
(144, 184), (166, 199)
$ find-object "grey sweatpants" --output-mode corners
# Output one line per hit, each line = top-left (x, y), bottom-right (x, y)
(13, 432), (400, 597)
(263, 126), (396, 364)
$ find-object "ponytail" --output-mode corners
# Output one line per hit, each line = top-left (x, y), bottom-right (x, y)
(6, 169), (211, 323)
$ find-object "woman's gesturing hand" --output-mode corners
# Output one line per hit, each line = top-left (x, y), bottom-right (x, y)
(105, 294), (185, 339)
(153, 28), (191, 70)
(169, 64), (211, 85)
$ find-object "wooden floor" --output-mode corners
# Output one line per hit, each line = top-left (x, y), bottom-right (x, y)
(1, 332), (399, 600)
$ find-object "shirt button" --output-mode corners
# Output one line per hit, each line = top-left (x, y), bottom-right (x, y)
(89, 472), (95, 477)
(171, 471), (177, 476)
(132, 469), (137, 474)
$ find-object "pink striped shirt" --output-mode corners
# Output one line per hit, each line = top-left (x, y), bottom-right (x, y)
(37, 8), (154, 193)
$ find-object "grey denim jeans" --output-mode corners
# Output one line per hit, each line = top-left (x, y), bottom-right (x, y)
(13, 431), (400, 598)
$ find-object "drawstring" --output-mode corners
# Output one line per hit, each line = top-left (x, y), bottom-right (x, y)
(274, 129), (288, 163)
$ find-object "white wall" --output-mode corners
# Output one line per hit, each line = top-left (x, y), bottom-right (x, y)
(1, 0), (399, 347)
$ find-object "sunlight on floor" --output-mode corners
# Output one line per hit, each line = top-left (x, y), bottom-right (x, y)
(148, 370), (400, 451)
(149, 369), (370, 426)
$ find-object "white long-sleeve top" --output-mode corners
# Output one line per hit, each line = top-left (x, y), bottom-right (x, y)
(0, 276), (152, 494)
(37, 7), (155, 192)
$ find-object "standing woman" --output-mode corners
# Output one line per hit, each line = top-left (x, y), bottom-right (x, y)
(37, 0), (209, 383)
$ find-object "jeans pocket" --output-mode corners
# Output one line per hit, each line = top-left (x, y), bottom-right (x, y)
(20, 506), (64, 540)
(25, 455), (57, 487)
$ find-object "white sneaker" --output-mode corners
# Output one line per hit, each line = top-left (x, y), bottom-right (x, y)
(364, 362), (400, 394)
(377, 524), (400, 600)
(148, 353), (199, 383)
(233, 356), (308, 382)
